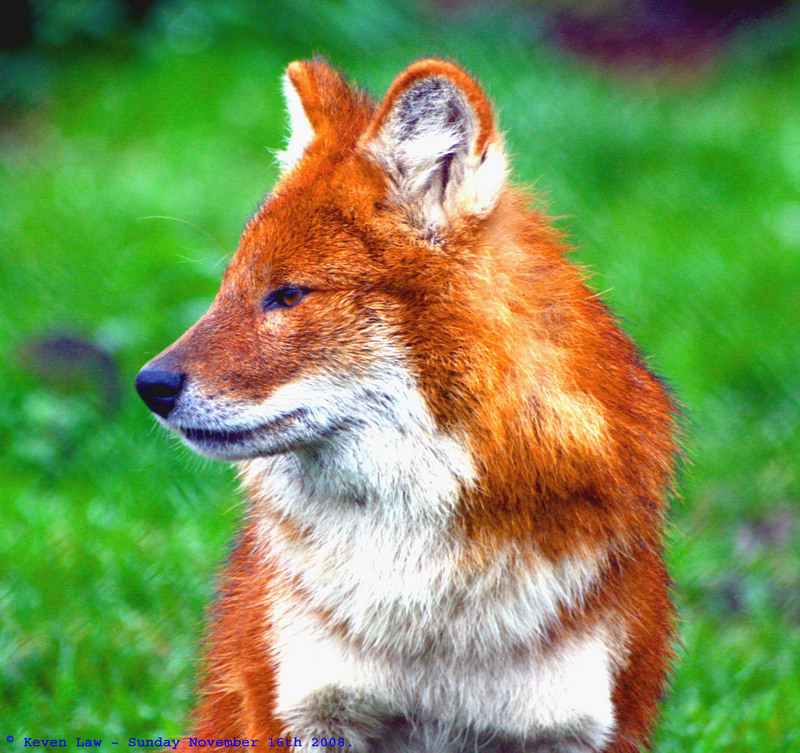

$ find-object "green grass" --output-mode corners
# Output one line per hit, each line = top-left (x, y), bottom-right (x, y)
(1, 1), (799, 749)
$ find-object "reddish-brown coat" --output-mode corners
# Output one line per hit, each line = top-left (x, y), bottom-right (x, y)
(156, 58), (677, 752)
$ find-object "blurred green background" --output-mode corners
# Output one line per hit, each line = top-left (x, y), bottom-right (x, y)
(1, 1), (799, 750)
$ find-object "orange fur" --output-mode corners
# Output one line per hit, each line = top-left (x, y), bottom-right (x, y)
(137, 58), (678, 753)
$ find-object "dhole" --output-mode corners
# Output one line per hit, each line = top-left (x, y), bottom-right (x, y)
(136, 58), (677, 753)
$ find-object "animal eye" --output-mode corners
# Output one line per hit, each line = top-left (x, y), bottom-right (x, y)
(263, 287), (308, 310)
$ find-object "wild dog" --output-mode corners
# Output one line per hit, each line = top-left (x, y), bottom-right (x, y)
(136, 57), (678, 753)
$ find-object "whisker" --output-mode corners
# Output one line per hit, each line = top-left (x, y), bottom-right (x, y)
(137, 215), (228, 261)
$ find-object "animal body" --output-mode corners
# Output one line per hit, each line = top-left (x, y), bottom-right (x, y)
(135, 58), (677, 753)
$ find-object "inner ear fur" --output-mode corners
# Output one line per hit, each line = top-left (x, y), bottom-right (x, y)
(361, 59), (508, 238)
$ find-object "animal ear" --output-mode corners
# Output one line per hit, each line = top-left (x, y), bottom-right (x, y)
(276, 58), (362, 172)
(361, 59), (507, 239)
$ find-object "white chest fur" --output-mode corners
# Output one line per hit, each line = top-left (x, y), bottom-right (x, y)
(243, 451), (616, 750)
(239, 365), (617, 751)
(274, 609), (616, 752)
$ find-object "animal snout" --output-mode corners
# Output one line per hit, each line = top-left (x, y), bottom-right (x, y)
(135, 367), (185, 418)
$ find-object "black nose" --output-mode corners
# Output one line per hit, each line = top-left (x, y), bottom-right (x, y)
(135, 367), (185, 418)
